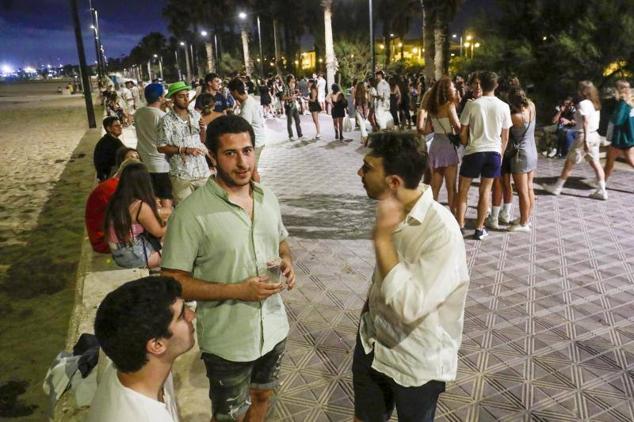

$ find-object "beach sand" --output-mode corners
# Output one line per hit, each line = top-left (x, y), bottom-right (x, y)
(0, 80), (100, 420)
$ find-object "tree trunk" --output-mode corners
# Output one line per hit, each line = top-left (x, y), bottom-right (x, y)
(184, 44), (192, 82)
(273, 19), (281, 75)
(422, 0), (435, 83)
(324, 1), (336, 94)
(433, 2), (448, 80)
(205, 41), (215, 73)
(241, 29), (252, 76)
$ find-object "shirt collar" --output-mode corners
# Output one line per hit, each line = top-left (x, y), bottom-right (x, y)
(205, 177), (263, 204)
(401, 184), (433, 227)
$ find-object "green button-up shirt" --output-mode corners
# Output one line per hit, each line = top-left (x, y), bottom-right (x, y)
(162, 178), (289, 361)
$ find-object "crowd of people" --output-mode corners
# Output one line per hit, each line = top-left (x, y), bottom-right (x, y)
(82, 65), (633, 421)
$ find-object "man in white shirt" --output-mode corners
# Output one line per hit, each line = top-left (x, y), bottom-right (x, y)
(228, 78), (267, 181)
(457, 71), (512, 240)
(135, 83), (172, 209)
(355, 132), (470, 422)
(317, 73), (327, 112)
(87, 276), (196, 422)
(375, 70), (392, 130)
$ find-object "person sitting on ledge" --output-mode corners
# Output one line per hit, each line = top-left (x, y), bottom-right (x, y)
(85, 147), (140, 253)
(93, 116), (125, 182)
(86, 276), (195, 422)
(105, 162), (168, 268)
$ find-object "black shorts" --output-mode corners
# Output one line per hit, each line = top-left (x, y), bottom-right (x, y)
(352, 336), (445, 422)
(459, 151), (502, 179)
(149, 172), (173, 200)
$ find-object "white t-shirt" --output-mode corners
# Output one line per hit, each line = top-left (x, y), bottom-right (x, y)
(239, 95), (267, 147)
(377, 79), (391, 110)
(86, 363), (179, 422)
(574, 99), (600, 132)
(135, 106), (169, 173)
(460, 95), (512, 156)
(317, 77), (326, 99)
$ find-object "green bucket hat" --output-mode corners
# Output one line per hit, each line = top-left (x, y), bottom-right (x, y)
(166, 81), (192, 98)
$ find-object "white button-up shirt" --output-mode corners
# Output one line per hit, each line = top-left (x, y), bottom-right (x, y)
(359, 185), (470, 387)
(158, 109), (210, 180)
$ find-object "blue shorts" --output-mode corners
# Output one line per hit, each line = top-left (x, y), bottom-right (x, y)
(460, 151), (502, 179)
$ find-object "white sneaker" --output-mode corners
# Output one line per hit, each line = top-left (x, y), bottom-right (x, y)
(288, 137), (295, 142)
(499, 211), (512, 225)
(485, 215), (500, 230)
(543, 183), (562, 196)
(589, 189), (608, 200)
(508, 222), (530, 233)
(547, 148), (558, 158)
(581, 178), (599, 189)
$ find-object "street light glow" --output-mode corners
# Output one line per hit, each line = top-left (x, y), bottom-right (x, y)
(239, 11), (247, 19)
(452, 34), (457, 38)
(180, 41), (185, 46)
(475, 42), (481, 48)
(201, 30), (208, 36)
(1, 64), (14, 75)
(464, 42), (471, 47)
(466, 35), (473, 41)
(153, 54), (158, 58)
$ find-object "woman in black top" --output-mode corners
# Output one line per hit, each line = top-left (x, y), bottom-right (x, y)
(308, 80), (322, 140)
(330, 84), (346, 140)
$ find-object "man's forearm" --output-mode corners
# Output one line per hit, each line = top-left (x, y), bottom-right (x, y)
(374, 235), (399, 280)
(161, 268), (241, 301)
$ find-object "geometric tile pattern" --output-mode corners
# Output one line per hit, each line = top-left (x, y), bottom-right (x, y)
(256, 116), (634, 421)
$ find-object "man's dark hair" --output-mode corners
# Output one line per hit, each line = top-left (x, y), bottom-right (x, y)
(375, 70), (385, 78)
(94, 276), (181, 373)
(368, 132), (427, 189)
(204, 73), (219, 85)
(205, 115), (255, 154)
(227, 78), (246, 95)
(286, 74), (295, 83)
(480, 71), (498, 93)
(103, 116), (119, 130)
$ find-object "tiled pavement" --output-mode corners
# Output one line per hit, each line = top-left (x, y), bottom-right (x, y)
(253, 115), (634, 421)
(66, 113), (634, 421)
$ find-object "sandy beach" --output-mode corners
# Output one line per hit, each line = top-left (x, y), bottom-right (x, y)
(0, 79), (99, 420)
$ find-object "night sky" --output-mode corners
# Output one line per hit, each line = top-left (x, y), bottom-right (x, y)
(0, 0), (494, 68)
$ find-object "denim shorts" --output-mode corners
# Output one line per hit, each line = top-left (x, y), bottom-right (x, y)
(109, 237), (156, 268)
(460, 151), (502, 178)
(201, 339), (286, 421)
(352, 336), (445, 422)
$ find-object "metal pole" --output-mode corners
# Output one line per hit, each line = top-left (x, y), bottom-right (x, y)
(175, 50), (182, 80)
(70, 0), (96, 128)
(89, 3), (102, 79)
(214, 34), (219, 65)
(369, 0), (375, 75)
(147, 60), (152, 81)
(460, 36), (463, 57)
(257, 16), (264, 77)
(190, 43), (196, 79)
(158, 57), (164, 80)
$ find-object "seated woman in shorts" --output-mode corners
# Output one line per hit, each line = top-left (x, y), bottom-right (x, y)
(104, 162), (167, 268)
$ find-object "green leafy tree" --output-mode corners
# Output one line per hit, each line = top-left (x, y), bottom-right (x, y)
(334, 40), (372, 87)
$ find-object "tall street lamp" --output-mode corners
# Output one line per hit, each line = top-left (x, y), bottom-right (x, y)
(238, 12), (253, 76)
(200, 30), (216, 73)
(180, 41), (192, 82)
(153, 54), (164, 80)
(369, 0), (375, 75)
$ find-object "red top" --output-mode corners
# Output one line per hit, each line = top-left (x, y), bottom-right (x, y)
(85, 177), (119, 253)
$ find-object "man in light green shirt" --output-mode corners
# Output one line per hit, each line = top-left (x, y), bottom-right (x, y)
(161, 115), (295, 422)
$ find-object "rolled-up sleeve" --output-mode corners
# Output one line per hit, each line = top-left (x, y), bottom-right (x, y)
(379, 232), (467, 325)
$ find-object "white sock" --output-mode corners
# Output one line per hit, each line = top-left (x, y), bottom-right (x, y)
(598, 180), (606, 190)
(555, 177), (566, 188)
(502, 203), (511, 215)
(491, 206), (501, 219)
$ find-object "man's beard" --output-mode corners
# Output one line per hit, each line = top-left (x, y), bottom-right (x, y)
(216, 165), (251, 187)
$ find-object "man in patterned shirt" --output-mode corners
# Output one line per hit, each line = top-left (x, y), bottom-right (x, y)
(158, 81), (211, 204)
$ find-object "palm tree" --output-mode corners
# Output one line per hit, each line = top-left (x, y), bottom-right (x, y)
(322, 0), (336, 92)
(422, 0), (435, 82)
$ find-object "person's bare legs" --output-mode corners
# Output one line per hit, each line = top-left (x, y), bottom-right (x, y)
(430, 167), (445, 201)
(559, 158), (575, 181)
(244, 389), (273, 422)
(587, 157), (606, 184)
(502, 173), (513, 204)
(527, 171), (535, 218)
(512, 172), (530, 225)
(456, 176), (473, 228)
(492, 177), (503, 208)
(445, 165), (457, 213)
(476, 178), (494, 230)
(311, 111), (320, 138)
